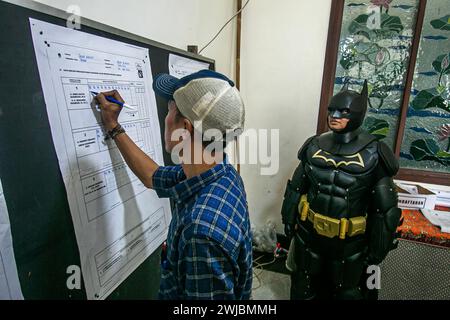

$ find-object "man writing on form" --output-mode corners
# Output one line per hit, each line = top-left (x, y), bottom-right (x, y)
(95, 70), (252, 300)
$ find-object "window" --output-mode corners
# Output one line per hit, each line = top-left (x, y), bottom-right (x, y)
(318, 0), (450, 185)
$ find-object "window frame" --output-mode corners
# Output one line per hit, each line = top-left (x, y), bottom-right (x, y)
(317, 0), (450, 186)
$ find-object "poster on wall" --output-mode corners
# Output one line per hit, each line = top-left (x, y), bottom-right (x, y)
(30, 18), (171, 299)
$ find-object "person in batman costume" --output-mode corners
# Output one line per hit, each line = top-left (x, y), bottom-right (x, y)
(281, 81), (402, 300)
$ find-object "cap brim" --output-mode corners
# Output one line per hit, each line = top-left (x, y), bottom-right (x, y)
(152, 73), (179, 100)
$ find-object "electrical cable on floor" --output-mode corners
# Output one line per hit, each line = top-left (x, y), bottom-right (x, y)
(198, 0), (250, 54)
(252, 255), (277, 291)
(251, 255), (265, 291)
(251, 243), (288, 293)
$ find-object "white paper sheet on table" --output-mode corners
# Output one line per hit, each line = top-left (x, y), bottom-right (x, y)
(421, 209), (450, 234)
(169, 53), (209, 79)
(30, 18), (171, 300)
(0, 179), (24, 300)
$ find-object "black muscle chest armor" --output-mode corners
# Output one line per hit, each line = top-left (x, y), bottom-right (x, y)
(304, 137), (379, 220)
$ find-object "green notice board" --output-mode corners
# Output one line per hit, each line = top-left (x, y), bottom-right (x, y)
(0, 0), (213, 299)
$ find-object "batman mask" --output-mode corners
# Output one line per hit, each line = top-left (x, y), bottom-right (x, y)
(327, 80), (368, 134)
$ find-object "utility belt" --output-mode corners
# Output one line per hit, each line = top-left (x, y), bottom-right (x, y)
(298, 195), (366, 240)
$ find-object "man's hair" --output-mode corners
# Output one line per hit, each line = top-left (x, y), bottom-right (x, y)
(173, 105), (184, 121)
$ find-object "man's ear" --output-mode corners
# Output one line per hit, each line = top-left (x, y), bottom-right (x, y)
(183, 118), (194, 134)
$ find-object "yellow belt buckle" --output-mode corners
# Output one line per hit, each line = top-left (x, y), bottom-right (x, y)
(313, 213), (340, 238)
(298, 195), (309, 222)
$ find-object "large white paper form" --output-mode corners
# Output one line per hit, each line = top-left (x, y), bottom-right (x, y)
(0, 179), (24, 300)
(30, 19), (171, 299)
(169, 53), (209, 79)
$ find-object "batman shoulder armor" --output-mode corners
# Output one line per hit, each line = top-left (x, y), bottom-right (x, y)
(377, 140), (399, 177)
(297, 135), (317, 161)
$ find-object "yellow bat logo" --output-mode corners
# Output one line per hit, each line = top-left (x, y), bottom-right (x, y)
(312, 149), (365, 168)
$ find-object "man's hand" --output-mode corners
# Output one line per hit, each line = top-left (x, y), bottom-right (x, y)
(94, 89), (159, 189)
(96, 90), (124, 131)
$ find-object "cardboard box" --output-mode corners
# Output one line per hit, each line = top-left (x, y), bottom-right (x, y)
(395, 182), (437, 210)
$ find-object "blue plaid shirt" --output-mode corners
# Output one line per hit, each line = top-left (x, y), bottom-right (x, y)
(153, 158), (252, 300)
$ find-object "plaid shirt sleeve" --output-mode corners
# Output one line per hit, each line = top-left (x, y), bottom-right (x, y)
(179, 235), (236, 300)
(152, 165), (185, 198)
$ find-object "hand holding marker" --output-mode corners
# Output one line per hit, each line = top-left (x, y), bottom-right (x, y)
(91, 91), (137, 111)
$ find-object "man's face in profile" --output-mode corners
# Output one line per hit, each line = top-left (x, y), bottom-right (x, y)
(328, 108), (350, 132)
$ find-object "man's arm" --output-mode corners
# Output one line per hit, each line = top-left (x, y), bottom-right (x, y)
(366, 176), (402, 265)
(97, 90), (159, 188)
(281, 162), (309, 238)
(366, 142), (402, 265)
(112, 133), (159, 188)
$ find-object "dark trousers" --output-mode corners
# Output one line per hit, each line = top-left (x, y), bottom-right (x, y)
(288, 231), (378, 300)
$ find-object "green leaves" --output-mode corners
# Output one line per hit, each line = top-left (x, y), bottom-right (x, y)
(348, 13), (404, 40)
(348, 14), (373, 39)
(410, 139), (450, 165)
(380, 14), (404, 34)
(436, 151), (450, 159)
(364, 117), (389, 139)
(411, 53), (450, 113)
(430, 15), (450, 31)
(411, 88), (448, 112)
(432, 53), (450, 75)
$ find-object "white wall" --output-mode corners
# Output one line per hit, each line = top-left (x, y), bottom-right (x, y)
(34, 0), (333, 233)
(239, 0), (332, 232)
(33, 0), (237, 77)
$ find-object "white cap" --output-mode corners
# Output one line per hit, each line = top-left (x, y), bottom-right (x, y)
(174, 77), (245, 140)
(153, 70), (245, 142)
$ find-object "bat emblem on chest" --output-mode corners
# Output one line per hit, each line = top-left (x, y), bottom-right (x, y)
(312, 149), (365, 168)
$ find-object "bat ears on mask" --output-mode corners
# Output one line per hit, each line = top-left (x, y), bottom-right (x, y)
(340, 79), (368, 96)
(361, 80), (368, 99)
